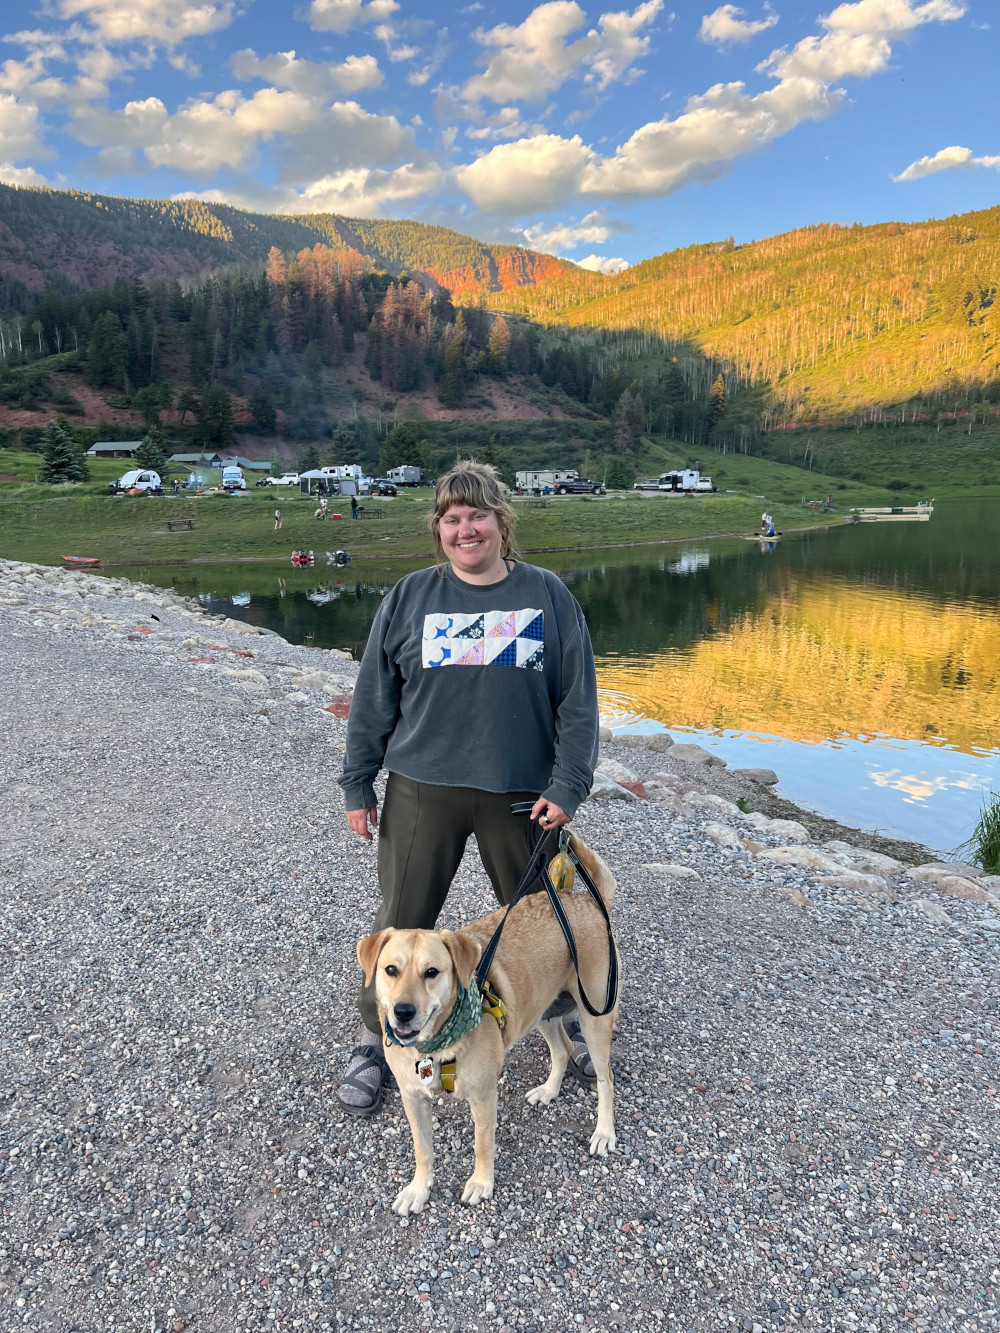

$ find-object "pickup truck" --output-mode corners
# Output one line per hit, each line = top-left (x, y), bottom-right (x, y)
(554, 477), (606, 495)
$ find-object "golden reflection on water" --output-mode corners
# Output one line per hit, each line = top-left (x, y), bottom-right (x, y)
(596, 573), (1000, 754)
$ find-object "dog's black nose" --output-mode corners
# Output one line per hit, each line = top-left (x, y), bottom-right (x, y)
(394, 1002), (417, 1023)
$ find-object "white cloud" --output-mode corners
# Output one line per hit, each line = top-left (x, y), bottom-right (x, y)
(699, 4), (779, 45)
(307, 0), (399, 34)
(0, 91), (50, 161)
(373, 23), (420, 61)
(574, 253), (629, 271)
(461, 0), (662, 107)
(178, 160), (445, 216)
(759, 0), (965, 81)
(586, 0), (664, 91)
(58, 0), (237, 46)
(230, 49), (383, 97)
(0, 161), (49, 185)
(465, 105), (545, 140)
(892, 144), (1000, 181)
(168, 52), (202, 75)
(524, 210), (611, 250)
(456, 132), (597, 212)
(71, 89), (414, 178)
(456, 75), (839, 213)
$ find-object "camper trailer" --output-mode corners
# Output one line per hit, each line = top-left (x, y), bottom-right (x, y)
(514, 469), (579, 495)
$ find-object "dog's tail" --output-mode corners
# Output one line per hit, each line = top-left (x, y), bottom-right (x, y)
(566, 833), (616, 908)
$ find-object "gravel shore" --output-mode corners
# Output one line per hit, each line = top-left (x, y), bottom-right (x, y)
(2, 558), (998, 1333)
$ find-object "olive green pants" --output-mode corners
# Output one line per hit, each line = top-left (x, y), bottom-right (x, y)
(357, 773), (539, 1031)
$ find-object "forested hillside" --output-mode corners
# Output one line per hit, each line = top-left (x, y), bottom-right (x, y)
(0, 184), (570, 301)
(491, 207), (1000, 416)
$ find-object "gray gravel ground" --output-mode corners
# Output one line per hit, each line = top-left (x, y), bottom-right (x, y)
(2, 558), (999, 1333)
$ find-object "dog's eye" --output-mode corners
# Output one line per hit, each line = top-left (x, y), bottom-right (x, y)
(424, 968), (439, 978)
(384, 964), (398, 977)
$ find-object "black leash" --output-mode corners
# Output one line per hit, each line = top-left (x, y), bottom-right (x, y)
(473, 804), (619, 1019)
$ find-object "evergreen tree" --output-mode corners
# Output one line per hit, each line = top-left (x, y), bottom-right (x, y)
(176, 388), (200, 425)
(296, 443), (320, 473)
(270, 452), (284, 478)
(437, 313), (468, 408)
(612, 382), (644, 453)
(249, 382), (277, 432)
(330, 422), (360, 465)
(134, 426), (169, 478)
(603, 456), (635, 490)
(38, 418), (89, 483)
(486, 315), (511, 375)
(663, 358), (687, 405)
(86, 311), (129, 389)
(194, 384), (235, 449)
(380, 423), (417, 474)
(707, 373), (726, 434)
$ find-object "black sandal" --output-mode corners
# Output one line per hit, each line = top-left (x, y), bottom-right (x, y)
(337, 1043), (389, 1117)
(563, 1017), (598, 1086)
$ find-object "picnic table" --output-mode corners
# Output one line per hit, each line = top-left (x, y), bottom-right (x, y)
(166, 518), (195, 532)
(356, 506), (386, 519)
(521, 498), (550, 508)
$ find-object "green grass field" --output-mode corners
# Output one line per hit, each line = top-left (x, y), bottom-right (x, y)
(0, 442), (917, 568)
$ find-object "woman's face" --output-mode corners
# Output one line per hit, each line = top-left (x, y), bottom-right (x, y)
(438, 503), (504, 581)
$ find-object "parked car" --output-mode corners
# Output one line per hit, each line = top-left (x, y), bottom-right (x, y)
(370, 479), (398, 496)
(554, 477), (606, 495)
(633, 478), (662, 491)
(255, 477), (274, 487)
(271, 473), (300, 486)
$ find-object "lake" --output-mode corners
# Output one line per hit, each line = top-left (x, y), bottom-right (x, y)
(120, 497), (1000, 854)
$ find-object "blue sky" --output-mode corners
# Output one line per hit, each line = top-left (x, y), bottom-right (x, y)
(1, 0), (997, 270)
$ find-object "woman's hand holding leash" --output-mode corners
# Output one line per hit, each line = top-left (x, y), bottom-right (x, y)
(347, 805), (379, 840)
(530, 798), (569, 830)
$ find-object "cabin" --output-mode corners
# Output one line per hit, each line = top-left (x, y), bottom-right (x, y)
(86, 441), (142, 459)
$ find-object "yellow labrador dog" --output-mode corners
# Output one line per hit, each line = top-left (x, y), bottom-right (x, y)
(357, 834), (619, 1215)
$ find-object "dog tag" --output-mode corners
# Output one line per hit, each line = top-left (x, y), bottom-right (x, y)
(416, 1058), (435, 1085)
(548, 849), (576, 894)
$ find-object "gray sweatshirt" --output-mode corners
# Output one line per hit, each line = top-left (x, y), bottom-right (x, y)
(339, 561), (598, 817)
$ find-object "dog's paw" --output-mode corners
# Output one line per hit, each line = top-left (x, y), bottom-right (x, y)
(392, 1181), (431, 1215)
(461, 1175), (494, 1206)
(525, 1082), (559, 1107)
(589, 1127), (616, 1158)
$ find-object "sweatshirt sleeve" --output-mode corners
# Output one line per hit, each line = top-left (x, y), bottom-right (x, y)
(338, 593), (402, 811)
(541, 599), (599, 819)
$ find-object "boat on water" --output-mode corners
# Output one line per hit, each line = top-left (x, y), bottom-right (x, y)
(62, 555), (101, 568)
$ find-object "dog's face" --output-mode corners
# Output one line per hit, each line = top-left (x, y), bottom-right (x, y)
(357, 929), (481, 1043)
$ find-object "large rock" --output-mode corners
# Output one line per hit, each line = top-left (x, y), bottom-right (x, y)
(646, 792), (691, 816)
(685, 792), (742, 819)
(588, 772), (638, 803)
(933, 876), (1000, 907)
(642, 862), (702, 880)
(645, 733), (674, 753)
(705, 822), (743, 850)
(598, 725), (613, 742)
(596, 758), (639, 784)
(731, 767), (779, 785)
(915, 899), (952, 926)
(907, 862), (983, 884)
(758, 846), (850, 874)
(669, 744), (726, 768)
(763, 818), (811, 843)
(817, 871), (889, 893)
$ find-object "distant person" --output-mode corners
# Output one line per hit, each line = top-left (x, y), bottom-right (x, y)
(351, 495), (358, 520)
(274, 507), (282, 531)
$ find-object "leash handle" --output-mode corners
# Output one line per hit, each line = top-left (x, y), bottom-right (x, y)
(473, 804), (619, 1018)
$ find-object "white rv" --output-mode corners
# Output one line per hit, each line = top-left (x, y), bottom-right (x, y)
(514, 468), (579, 495)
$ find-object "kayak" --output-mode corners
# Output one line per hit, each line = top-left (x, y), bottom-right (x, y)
(62, 555), (101, 567)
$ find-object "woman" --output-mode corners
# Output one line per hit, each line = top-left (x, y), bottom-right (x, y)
(337, 461), (600, 1114)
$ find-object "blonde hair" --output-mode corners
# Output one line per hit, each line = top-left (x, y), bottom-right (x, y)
(429, 460), (518, 565)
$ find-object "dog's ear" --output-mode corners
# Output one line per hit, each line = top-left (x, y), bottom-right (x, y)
(357, 929), (393, 985)
(440, 931), (482, 990)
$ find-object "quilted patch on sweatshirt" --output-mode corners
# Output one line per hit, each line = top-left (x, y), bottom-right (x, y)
(422, 609), (545, 669)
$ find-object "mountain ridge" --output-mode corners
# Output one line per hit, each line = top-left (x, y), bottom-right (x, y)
(0, 184), (572, 298)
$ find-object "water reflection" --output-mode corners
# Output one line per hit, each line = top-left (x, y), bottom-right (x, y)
(116, 499), (1000, 850)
